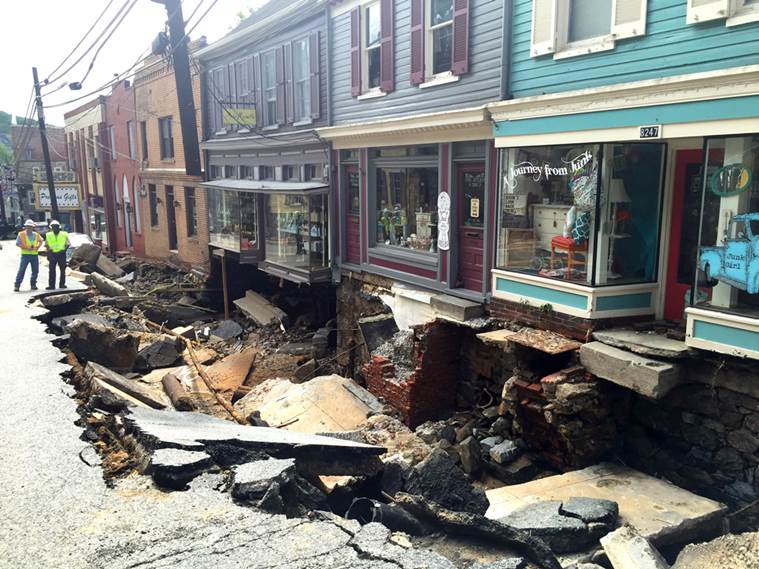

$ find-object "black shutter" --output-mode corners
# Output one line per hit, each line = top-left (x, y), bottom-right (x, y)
(285, 42), (294, 124)
(275, 48), (286, 125)
(309, 32), (320, 119)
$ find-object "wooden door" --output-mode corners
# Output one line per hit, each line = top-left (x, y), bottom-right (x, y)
(166, 186), (178, 251)
(344, 165), (361, 265)
(456, 164), (486, 291)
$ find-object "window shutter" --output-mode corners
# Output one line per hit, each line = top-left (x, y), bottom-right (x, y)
(309, 32), (321, 119)
(379, 0), (394, 92)
(451, 0), (470, 75)
(276, 48), (286, 125)
(410, 0), (424, 84)
(350, 7), (361, 96)
(612, 0), (647, 39)
(284, 43), (294, 124)
(686, 0), (730, 24)
(253, 54), (263, 128)
(530, 0), (557, 57)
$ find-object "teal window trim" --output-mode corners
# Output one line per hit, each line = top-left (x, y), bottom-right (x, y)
(692, 320), (759, 353)
(494, 95), (759, 137)
(495, 276), (588, 310)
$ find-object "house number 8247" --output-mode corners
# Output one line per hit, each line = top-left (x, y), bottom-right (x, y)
(639, 125), (661, 139)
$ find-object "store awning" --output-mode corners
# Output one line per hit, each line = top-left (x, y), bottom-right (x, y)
(201, 179), (329, 195)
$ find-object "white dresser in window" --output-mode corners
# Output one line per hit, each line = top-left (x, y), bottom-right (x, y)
(530, 204), (572, 251)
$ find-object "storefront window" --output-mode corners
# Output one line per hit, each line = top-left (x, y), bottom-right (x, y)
(496, 143), (664, 285)
(208, 188), (241, 251)
(375, 166), (438, 253)
(346, 166), (360, 214)
(696, 135), (759, 314)
(265, 193), (329, 270)
(239, 193), (259, 251)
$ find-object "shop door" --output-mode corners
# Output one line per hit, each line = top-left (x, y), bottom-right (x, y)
(456, 164), (486, 291)
(166, 186), (178, 251)
(122, 176), (132, 249)
(665, 149), (714, 321)
(344, 165), (361, 265)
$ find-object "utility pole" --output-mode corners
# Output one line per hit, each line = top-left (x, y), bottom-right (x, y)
(151, 0), (202, 177)
(32, 66), (60, 220)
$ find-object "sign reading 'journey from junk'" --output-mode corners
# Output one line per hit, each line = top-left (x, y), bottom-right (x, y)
(504, 150), (594, 192)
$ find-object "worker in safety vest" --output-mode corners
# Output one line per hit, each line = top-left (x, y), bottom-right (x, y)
(45, 220), (70, 290)
(14, 219), (42, 292)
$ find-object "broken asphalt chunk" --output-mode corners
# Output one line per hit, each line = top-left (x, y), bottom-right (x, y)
(91, 272), (129, 297)
(233, 290), (287, 327)
(135, 335), (183, 371)
(468, 559), (527, 569)
(149, 448), (213, 490)
(69, 320), (139, 371)
(601, 525), (670, 569)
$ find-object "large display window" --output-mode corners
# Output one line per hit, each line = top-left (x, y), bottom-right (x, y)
(265, 192), (329, 270)
(496, 143), (665, 286)
(695, 135), (759, 315)
(208, 187), (242, 251)
(375, 166), (439, 253)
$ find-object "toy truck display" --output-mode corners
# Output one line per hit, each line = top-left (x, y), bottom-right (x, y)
(699, 213), (759, 294)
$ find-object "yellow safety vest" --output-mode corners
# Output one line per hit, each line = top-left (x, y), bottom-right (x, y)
(46, 230), (69, 253)
(19, 231), (41, 255)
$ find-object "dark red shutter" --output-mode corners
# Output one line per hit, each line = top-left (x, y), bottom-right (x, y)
(451, 0), (470, 75)
(309, 32), (320, 119)
(350, 7), (361, 96)
(410, 0), (424, 85)
(379, 0), (394, 92)
(275, 48), (286, 125)
(284, 42), (294, 124)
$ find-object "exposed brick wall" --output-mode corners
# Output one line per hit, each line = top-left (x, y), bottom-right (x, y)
(488, 297), (649, 342)
(363, 322), (462, 428)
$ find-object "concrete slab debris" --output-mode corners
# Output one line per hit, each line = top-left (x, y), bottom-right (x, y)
(468, 559), (526, 569)
(149, 448), (213, 489)
(40, 290), (95, 313)
(95, 254), (125, 278)
(49, 312), (108, 334)
(508, 327), (582, 354)
(209, 319), (243, 342)
(90, 272), (128, 297)
(592, 329), (692, 360)
(69, 320), (139, 371)
(135, 335), (182, 371)
(489, 440), (520, 465)
(579, 342), (681, 399)
(122, 406), (384, 476)
(485, 463), (726, 547)
(84, 362), (168, 409)
(233, 290), (287, 327)
(601, 525), (670, 569)
(476, 329), (518, 348)
(430, 294), (484, 322)
(234, 374), (382, 433)
(358, 314), (399, 353)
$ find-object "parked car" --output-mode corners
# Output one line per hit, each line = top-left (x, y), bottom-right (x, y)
(66, 232), (95, 262)
(699, 213), (759, 294)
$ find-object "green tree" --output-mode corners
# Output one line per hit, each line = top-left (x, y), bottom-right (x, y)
(0, 143), (12, 166)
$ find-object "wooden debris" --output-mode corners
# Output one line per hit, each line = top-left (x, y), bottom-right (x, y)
(161, 373), (196, 411)
(84, 362), (167, 409)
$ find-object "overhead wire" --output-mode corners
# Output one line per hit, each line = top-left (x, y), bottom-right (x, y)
(43, 0), (118, 85)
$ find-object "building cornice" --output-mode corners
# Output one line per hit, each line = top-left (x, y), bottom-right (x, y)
(489, 65), (759, 123)
(315, 106), (492, 148)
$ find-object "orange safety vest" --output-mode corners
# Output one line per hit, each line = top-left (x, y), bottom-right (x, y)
(18, 231), (41, 255)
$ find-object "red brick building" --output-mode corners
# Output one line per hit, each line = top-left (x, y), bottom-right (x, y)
(104, 80), (145, 256)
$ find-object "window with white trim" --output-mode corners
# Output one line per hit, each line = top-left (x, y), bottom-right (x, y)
(427, 0), (454, 76)
(530, 0), (647, 59)
(687, 0), (759, 27)
(262, 51), (278, 126)
(363, 2), (382, 91)
(293, 38), (312, 120)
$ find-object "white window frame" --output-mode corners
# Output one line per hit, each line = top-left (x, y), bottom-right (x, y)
(361, 1), (383, 96)
(727, 0), (759, 26)
(126, 121), (136, 160)
(425, 0), (455, 81)
(262, 50), (278, 127)
(554, 0), (616, 60)
(108, 126), (117, 160)
(293, 37), (312, 121)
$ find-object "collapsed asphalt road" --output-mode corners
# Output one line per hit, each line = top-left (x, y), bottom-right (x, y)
(0, 242), (455, 569)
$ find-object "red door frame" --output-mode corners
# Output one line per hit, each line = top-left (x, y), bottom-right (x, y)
(456, 163), (486, 291)
(344, 164), (361, 265)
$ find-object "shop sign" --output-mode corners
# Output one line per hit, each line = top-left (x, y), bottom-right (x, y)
(223, 106), (257, 126)
(709, 164), (752, 197)
(437, 192), (450, 251)
(33, 183), (82, 211)
(505, 150), (594, 191)
(699, 213), (759, 294)
(470, 198), (480, 219)
(638, 125), (662, 139)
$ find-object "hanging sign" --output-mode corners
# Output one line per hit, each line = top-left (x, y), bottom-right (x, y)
(33, 183), (82, 211)
(223, 106), (257, 126)
(437, 192), (451, 251)
(709, 164), (752, 197)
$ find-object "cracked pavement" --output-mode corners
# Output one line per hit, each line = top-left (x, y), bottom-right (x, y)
(0, 242), (455, 569)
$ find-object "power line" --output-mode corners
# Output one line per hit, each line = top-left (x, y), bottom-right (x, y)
(46, 0), (135, 85)
(43, 0), (118, 85)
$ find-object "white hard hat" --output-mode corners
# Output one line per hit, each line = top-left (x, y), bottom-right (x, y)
(24, 219), (35, 227)
(50, 220), (60, 226)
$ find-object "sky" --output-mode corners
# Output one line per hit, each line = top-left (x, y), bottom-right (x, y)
(1, 0), (269, 126)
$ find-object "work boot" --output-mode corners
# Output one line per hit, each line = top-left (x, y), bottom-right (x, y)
(45, 286), (55, 290)
(31, 285), (38, 290)
(14, 286), (19, 292)
(60, 284), (67, 289)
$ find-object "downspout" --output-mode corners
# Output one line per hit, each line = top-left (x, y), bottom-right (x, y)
(500, 0), (514, 102)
